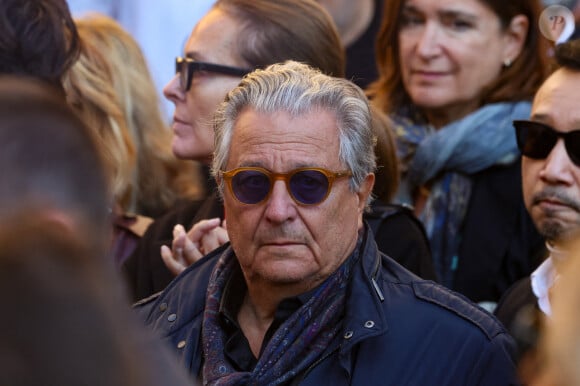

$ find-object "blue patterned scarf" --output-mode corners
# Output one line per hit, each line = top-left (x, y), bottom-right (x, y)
(393, 102), (531, 287)
(201, 243), (360, 385)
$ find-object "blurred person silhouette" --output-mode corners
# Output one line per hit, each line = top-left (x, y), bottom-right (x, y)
(0, 76), (193, 386)
(124, 0), (436, 302)
(494, 40), (580, 378)
(0, 0), (80, 93)
(63, 14), (202, 265)
(0, 218), (196, 386)
(0, 77), (110, 257)
(135, 60), (519, 385)
(67, 0), (216, 118)
(368, 0), (551, 306)
(316, 0), (383, 89)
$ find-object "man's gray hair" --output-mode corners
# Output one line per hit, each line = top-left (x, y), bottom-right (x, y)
(211, 60), (376, 200)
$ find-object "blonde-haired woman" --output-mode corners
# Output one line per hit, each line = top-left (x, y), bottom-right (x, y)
(64, 14), (202, 265)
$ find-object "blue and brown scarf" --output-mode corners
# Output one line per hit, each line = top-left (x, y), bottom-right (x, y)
(201, 243), (360, 385)
(393, 101), (531, 287)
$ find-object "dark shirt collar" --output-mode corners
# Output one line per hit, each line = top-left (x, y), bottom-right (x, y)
(218, 260), (315, 371)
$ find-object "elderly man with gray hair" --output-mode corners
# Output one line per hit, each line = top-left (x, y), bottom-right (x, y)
(136, 61), (519, 385)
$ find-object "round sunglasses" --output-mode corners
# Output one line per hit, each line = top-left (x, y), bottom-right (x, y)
(220, 167), (352, 206)
(513, 120), (580, 166)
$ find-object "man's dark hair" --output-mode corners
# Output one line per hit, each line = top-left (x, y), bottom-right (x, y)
(0, 216), (136, 386)
(0, 76), (110, 250)
(555, 39), (580, 70)
(0, 0), (80, 90)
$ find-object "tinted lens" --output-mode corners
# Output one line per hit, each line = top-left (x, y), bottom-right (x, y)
(180, 66), (188, 91)
(515, 120), (580, 167)
(565, 131), (580, 166)
(175, 58), (187, 89)
(175, 58), (189, 91)
(289, 170), (330, 205)
(231, 170), (271, 204)
(515, 121), (557, 159)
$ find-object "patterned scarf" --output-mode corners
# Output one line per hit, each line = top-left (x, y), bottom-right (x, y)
(393, 101), (531, 287)
(201, 244), (360, 385)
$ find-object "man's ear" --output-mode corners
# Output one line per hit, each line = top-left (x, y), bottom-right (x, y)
(356, 173), (375, 230)
(357, 172), (375, 212)
(502, 14), (528, 66)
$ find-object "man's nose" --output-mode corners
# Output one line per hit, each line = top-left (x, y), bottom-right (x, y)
(263, 180), (296, 223)
(540, 139), (575, 185)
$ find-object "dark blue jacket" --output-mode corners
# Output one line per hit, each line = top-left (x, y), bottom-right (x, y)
(135, 226), (520, 385)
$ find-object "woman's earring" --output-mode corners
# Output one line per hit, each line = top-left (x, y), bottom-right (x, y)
(503, 58), (512, 67)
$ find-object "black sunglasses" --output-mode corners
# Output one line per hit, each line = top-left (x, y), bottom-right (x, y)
(175, 56), (253, 91)
(513, 119), (580, 166)
(220, 167), (352, 206)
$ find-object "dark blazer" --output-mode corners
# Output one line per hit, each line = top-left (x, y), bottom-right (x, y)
(453, 160), (545, 303)
(122, 193), (224, 302)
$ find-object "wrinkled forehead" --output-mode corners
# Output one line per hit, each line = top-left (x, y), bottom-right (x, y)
(228, 107), (342, 169)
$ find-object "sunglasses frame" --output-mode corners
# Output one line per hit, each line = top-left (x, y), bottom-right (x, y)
(175, 56), (252, 91)
(220, 166), (352, 206)
(513, 119), (580, 166)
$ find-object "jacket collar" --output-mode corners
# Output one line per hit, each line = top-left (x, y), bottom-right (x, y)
(144, 224), (389, 364)
(339, 223), (388, 353)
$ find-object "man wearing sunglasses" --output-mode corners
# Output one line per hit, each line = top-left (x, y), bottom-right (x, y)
(136, 61), (518, 385)
(122, 0), (345, 301)
(123, 0), (435, 303)
(495, 40), (580, 342)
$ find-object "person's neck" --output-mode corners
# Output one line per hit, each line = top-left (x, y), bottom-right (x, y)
(241, 280), (311, 321)
(237, 291), (275, 358)
(423, 101), (479, 129)
(330, 0), (374, 47)
(546, 239), (569, 269)
(237, 278), (321, 357)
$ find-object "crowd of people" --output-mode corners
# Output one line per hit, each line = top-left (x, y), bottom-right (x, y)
(3, 0), (580, 384)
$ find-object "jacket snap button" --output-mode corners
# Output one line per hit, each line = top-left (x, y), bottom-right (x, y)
(159, 302), (168, 312)
(167, 313), (177, 322)
(177, 340), (186, 349)
(364, 320), (375, 328)
(344, 331), (354, 339)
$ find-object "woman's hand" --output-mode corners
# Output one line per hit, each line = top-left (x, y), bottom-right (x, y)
(160, 218), (228, 276)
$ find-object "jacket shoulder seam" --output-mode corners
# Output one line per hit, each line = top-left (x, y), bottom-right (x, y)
(411, 281), (506, 340)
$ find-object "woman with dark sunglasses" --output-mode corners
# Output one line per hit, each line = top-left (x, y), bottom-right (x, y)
(367, 0), (551, 306)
